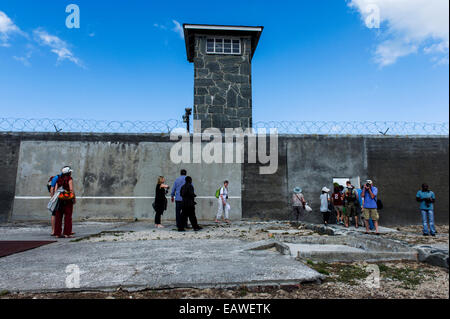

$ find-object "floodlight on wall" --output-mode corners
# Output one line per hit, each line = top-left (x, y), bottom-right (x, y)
(182, 107), (192, 132)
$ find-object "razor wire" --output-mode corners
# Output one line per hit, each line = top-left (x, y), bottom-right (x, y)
(253, 121), (449, 136)
(0, 118), (448, 136)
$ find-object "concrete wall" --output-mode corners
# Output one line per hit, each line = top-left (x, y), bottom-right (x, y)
(0, 135), (21, 222)
(242, 135), (449, 225)
(6, 133), (241, 222)
(1, 132), (448, 225)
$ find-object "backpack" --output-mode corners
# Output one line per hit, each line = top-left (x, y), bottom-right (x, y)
(376, 199), (383, 210)
(215, 187), (221, 199)
(47, 176), (55, 192)
(47, 174), (61, 192)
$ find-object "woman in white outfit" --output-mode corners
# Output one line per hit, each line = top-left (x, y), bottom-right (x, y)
(215, 180), (230, 223)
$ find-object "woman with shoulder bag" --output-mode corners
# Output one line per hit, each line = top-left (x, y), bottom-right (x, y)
(154, 176), (169, 228)
(54, 166), (76, 238)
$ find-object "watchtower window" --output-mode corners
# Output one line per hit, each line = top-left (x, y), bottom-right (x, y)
(206, 38), (241, 55)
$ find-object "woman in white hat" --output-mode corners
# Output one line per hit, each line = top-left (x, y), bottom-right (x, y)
(320, 187), (331, 225)
(54, 166), (76, 238)
(292, 187), (306, 223)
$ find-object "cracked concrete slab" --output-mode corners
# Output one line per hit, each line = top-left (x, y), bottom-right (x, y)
(0, 221), (130, 241)
(0, 238), (323, 293)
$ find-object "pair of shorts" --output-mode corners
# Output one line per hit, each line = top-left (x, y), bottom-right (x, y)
(362, 208), (379, 221)
(344, 204), (357, 217)
(334, 205), (344, 213)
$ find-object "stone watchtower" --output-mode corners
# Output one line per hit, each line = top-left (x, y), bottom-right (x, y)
(183, 24), (263, 131)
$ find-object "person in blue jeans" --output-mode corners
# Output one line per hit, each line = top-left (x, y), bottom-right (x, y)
(416, 183), (436, 236)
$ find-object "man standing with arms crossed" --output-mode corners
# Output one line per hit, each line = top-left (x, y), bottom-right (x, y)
(416, 183), (436, 236)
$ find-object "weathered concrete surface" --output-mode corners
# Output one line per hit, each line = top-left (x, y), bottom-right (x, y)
(242, 135), (449, 225)
(415, 244), (449, 269)
(0, 135), (20, 223)
(278, 231), (419, 263)
(0, 221), (129, 241)
(366, 137), (449, 225)
(0, 238), (322, 292)
(12, 140), (241, 221)
(296, 222), (398, 236)
(1, 133), (448, 225)
(286, 136), (366, 224)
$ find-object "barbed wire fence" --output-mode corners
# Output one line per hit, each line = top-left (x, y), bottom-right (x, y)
(0, 118), (448, 136)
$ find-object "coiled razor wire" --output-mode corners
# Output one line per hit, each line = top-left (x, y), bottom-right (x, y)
(0, 118), (448, 136)
(253, 121), (449, 136)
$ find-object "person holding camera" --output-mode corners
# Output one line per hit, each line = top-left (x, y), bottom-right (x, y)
(416, 183), (436, 236)
(361, 179), (379, 235)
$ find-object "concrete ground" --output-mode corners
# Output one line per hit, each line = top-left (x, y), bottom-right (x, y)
(0, 220), (448, 298)
(0, 221), (322, 293)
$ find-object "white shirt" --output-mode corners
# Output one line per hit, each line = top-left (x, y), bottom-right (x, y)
(320, 193), (329, 212)
(220, 186), (228, 202)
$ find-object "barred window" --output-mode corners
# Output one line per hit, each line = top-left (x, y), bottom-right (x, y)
(206, 38), (241, 55)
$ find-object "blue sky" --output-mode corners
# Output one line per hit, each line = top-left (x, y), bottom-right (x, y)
(0, 0), (448, 123)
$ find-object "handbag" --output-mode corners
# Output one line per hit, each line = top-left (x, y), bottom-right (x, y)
(58, 191), (75, 201)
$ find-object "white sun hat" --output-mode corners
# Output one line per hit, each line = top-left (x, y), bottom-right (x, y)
(321, 187), (330, 193)
(61, 166), (73, 174)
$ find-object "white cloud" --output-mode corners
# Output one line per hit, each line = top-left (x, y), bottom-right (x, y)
(33, 29), (85, 68)
(153, 23), (167, 30)
(13, 50), (32, 67)
(0, 10), (26, 46)
(153, 20), (184, 40)
(172, 20), (184, 39)
(348, 0), (449, 66)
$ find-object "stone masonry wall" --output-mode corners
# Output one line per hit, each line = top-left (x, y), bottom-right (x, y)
(193, 35), (252, 131)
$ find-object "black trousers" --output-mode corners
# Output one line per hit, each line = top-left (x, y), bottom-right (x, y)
(155, 208), (164, 224)
(175, 201), (186, 229)
(181, 206), (199, 230)
(322, 211), (331, 224)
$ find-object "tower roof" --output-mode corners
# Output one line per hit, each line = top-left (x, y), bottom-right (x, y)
(183, 24), (264, 62)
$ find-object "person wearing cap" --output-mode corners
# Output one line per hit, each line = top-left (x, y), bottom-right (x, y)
(54, 166), (76, 238)
(292, 187), (306, 223)
(320, 187), (331, 225)
(362, 179), (379, 235)
(49, 167), (65, 236)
